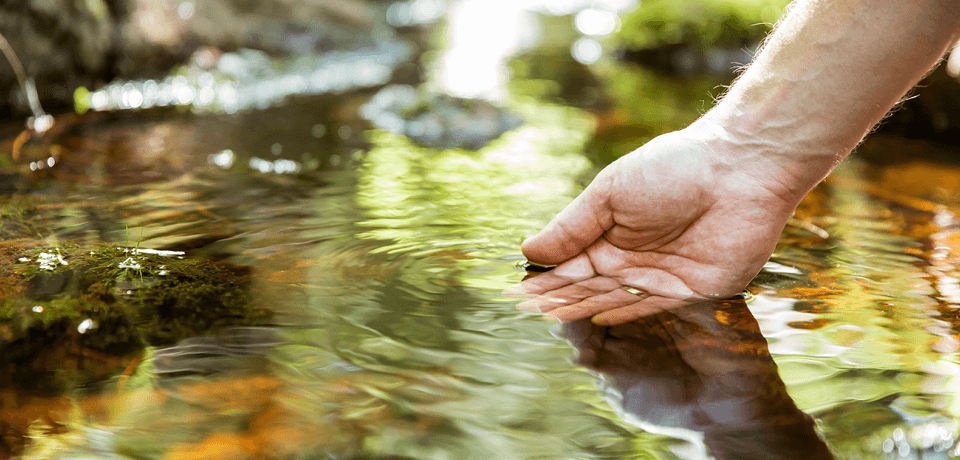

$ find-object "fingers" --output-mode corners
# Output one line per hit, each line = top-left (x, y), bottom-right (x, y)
(521, 173), (614, 266)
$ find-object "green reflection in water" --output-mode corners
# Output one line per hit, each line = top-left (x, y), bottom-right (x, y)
(355, 99), (593, 262)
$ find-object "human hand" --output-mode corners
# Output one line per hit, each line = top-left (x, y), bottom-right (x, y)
(520, 125), (803, 323)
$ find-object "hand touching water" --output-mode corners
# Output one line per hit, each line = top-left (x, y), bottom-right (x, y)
(519, 127), (801, 324)
(515, 0), (960, 324)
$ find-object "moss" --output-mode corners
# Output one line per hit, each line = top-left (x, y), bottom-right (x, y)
(0, 242), (270, 391)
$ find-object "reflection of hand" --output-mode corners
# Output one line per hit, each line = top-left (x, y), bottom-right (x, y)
(521, 127), (801, 308)
(563, 297), (835, 460)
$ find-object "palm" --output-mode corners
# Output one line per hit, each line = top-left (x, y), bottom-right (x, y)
(521, 130), (796, 321)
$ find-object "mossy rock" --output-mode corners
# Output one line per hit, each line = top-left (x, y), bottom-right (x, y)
(0, 243), (270, 390)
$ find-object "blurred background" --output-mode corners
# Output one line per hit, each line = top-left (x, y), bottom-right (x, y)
(3, 0), (959, 146)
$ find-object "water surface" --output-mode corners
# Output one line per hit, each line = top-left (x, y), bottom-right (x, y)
(2, 3), (960, 460)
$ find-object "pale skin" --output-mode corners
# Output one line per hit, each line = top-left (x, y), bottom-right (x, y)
(518, 0), (960, 325)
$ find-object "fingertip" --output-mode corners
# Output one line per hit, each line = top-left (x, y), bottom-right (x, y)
(591, 311), (634, 326)
(590, 315), (611, 326)
(522, 231), (585, 267)
(549, 308), (590, 323)
(520, 232), (560, 266)
(519, 234), (537, 260)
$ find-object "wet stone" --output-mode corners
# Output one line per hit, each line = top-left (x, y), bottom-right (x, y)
(362, 85), (524, 150)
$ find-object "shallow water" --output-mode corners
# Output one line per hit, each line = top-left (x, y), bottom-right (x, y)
(3, 4), (960, 460)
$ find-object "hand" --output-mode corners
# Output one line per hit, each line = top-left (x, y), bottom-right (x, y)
(520, 125), (801, 323)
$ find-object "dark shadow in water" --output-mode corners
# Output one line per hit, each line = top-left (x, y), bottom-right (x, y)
(562, 297), (836, 460)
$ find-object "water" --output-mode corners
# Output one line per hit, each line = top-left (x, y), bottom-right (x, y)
(2, 3), (960, 460)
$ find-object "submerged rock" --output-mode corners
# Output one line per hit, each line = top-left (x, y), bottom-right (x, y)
(361, 85), (523, 150)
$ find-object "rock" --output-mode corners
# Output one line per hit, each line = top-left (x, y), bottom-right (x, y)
(0, 0), (117, 116)
(361, 85), (523, 150)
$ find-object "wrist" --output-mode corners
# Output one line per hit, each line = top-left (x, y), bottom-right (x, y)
(685, 112), (845, 207)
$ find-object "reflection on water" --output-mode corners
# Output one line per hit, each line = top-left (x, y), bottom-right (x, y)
(563, 298), (834, 460)
(747, 148), (960, 458)
(2, 1), (960, 459)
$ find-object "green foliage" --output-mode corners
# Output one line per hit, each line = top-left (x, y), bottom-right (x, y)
(617, 0), (791, 50)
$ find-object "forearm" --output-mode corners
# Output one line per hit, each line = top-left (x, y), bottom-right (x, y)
(698, 0), (960, 201)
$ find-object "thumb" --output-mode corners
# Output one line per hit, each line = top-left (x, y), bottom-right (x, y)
(521, 176), (614, 265)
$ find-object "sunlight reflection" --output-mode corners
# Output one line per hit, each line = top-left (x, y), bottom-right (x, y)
(571, 37), (603, 64)
(574, 9), (620, 36)
(207, 149), (236, 169)
(440, 0), (539, 99)
(440, 0), (635, 99)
